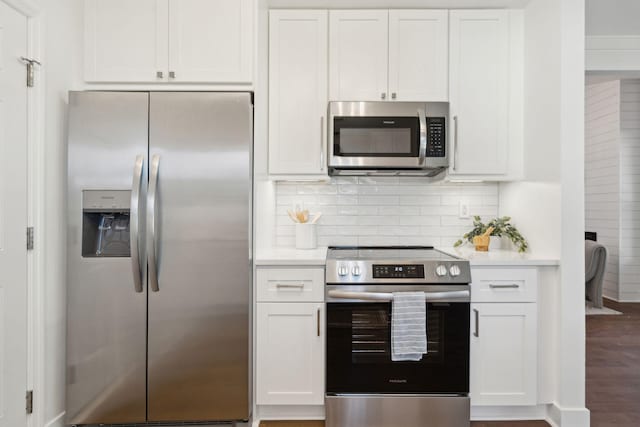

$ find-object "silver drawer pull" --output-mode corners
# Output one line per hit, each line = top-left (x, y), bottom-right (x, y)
(489, 284), (520, 289)
(276, 283), (305, 289)
(473, 308), (479, 337)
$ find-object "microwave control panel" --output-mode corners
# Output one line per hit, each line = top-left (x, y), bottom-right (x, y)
(426, 117), (446, 157)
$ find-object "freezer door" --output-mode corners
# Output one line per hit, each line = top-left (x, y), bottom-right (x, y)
(66, 92), (148, 424)
(147, 92), (252, 422)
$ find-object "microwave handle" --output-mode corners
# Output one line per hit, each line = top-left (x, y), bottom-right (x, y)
(417, 108), (427, 165)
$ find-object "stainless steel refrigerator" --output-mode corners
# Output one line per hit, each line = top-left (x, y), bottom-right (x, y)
(66, 92), (253, 425)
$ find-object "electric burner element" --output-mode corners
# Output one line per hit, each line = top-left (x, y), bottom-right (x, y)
(326, 246), (472, 284)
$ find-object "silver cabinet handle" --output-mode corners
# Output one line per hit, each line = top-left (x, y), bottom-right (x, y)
(276, 283), (305, 289)
(147, 154), (160, 292)
(320, 116), (325, 171)
(391, 92), (397, 100)
(169, 71), (176, 79)
(473, 308), (479, 337)
(327, 289), (470, 302)
(489, 283), (521, 289)
(130, 155), (144, 293)
(417, 108), (427, 166)
(452, 115), (458, 171)
(317, 307), (321, 337)
(156, 71), (164, 79)
(381, 92), (386, 100)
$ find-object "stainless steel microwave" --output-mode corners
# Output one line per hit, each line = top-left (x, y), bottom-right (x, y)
(328, 101), (449, 177)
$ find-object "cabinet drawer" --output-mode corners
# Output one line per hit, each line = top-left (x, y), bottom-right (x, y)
(257, 267), (325, 302)
(471, 268), (537, 303)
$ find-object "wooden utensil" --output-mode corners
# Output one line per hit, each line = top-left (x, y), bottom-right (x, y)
(287, 209), (299, 223)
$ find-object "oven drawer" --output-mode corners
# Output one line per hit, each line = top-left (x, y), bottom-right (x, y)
(470, 268), (537, 303)
(257, 267), (325, 302)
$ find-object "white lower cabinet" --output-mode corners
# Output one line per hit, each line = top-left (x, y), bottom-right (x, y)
(256, 302), (325, 405)
(470, 302), (537, 406)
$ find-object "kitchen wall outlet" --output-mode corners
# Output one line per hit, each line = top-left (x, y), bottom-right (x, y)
(459, 201), (470, 219)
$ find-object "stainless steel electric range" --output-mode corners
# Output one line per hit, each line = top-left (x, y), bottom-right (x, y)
(325, 246), (472, 427)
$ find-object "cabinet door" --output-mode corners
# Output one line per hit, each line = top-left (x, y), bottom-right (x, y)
(470, 303), (537, 406)
(388, 10), (448, 102)
(168, 0), (253, 83)
(84, 0), (169, 82)
(329, 10), (388, 101)
(449, 10), (509, 175)
(256, 303), (324, 405)
(269, 10), (328, 176)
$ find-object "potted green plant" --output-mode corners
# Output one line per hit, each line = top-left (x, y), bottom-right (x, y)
(454, 216), (529, 253)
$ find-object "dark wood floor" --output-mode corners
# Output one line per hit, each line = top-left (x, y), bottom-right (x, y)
(587, 299), (640, 427)
(262, 300), (640, 427)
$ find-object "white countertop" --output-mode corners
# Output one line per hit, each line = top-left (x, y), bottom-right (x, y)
(255, 246), (328, 266)
(255, 245), (558, 267)
(438, 246), (560, 266)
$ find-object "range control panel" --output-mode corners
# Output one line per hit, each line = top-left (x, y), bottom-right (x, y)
(426, 117), (446, 157)
(373, 264), (425, 279)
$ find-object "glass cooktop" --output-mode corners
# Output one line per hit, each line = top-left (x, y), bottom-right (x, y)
(327, 246), (462, 262)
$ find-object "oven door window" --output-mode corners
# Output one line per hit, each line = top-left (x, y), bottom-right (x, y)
(326, 301), (469, 394)
(333, 117), (420, 157)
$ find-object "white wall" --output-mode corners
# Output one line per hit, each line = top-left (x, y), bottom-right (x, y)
(583, 79), (640, 302)
(274, 179), (498, 248)
(584, 80), (620, 300)
(586, 0), (640, 36)
(499, 0), (562, 257)
(619, 79), (640, 301)
(35, 0), (84, 425)
(502, 0), (589, 425)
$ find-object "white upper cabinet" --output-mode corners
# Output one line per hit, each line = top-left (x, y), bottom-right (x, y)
(329, 10), (389, 101)
(84, 0), (169, 83)
(449, 10), (510, 176)
(84, 0), (254, 83)
(388, 10), (448, 102)
(168, 0), (253, 83)
(269, 10), (328, 176)
(330, 10), (448, 102)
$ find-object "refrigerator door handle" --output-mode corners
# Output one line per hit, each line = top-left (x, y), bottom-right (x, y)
(130, 155), (144, 293)
(148, 154), (161, 292)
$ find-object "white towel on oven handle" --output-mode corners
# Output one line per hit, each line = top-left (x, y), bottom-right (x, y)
(391, 291), (427, 362)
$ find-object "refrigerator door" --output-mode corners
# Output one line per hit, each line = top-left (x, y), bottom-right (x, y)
(66, 92), (148, 424)
(147, 92), (252, 422)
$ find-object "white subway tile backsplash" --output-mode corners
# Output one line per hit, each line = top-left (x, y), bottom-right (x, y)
(359, 196), (400, 205)
(274, 178), (499, 248)
(398, 216), (440, 226)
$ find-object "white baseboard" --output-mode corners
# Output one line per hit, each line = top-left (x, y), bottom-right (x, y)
(471, 405), (547, 420)
(256, 404), (325, 421)
(44, 412), (65, 427)
(548, 403), (590, 427)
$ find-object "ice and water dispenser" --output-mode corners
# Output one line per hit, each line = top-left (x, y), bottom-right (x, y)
(82, 190), (131, 257)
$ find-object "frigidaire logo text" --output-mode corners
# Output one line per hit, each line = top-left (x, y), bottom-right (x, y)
(388, 379), (408, 384)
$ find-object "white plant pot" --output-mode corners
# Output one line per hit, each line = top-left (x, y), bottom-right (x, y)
(489, 236), (503, 250)
(295, 223), (317, 249)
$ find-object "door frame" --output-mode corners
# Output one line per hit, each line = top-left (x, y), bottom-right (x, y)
(1, 1), (44, 427)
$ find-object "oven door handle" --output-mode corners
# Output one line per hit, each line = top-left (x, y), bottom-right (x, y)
(327, 289), (470, 302)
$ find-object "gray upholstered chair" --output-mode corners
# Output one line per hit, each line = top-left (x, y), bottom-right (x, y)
(585, 240), (607, 308)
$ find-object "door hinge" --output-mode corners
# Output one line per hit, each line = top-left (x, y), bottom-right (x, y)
(26, 226), (34, 250)
(26, 390), (33, 414)
(19, 57), (42, 88)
